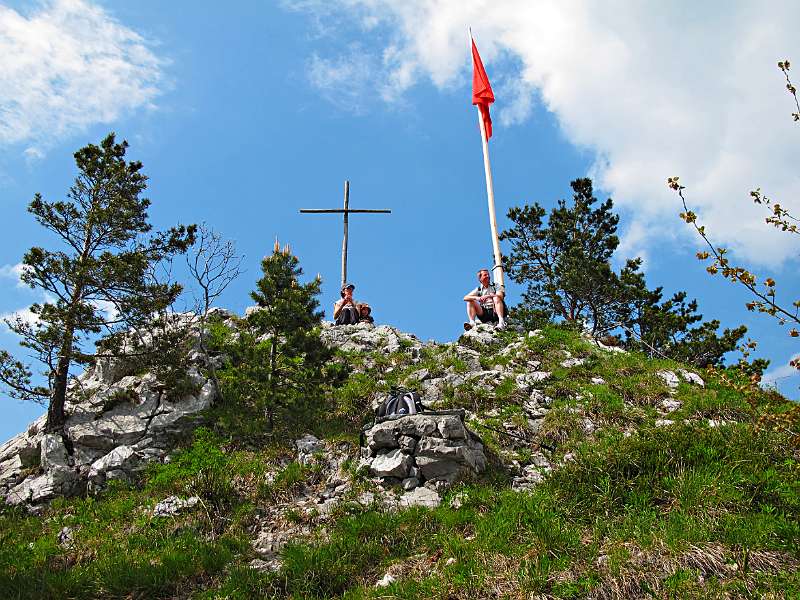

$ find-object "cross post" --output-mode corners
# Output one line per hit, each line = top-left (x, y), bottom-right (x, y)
(300, 180), (391, 288)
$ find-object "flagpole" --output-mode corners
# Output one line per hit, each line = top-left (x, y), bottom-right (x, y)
(477, 110), (504, 288)
(470, 30), (504, 288)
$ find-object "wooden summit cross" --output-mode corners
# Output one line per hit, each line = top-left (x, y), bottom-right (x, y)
(300, 181), (391, 288)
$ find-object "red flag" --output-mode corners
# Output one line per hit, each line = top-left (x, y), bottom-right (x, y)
(471, 38), (495, 139)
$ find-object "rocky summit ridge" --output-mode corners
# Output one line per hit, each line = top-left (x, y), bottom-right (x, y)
(0, 314), (707, 512)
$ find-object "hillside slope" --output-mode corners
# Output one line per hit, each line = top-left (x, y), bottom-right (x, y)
(1, 319), (798, 599)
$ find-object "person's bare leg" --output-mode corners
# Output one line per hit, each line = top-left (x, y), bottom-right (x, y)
(496, 300), (507, 328)
(465, 300), (483, 330)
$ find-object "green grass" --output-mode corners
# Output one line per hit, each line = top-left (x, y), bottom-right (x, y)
(0, 486), (247, 599)
(194, 419), (798, 599)
(0, 427), (316, 599)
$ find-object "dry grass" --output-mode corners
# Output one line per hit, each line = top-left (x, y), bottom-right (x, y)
(586, 541), (797, 600)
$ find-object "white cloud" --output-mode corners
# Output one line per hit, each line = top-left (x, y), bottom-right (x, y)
(0, 306), (39, 331)
(762, 353), (800, 388)
(496, 77), (535, 127)
(0, 262), (28, 288)
(92, 299), (119, 322)
(614, 220), (653, 269)
(0, 0), (165, 155)
(0, 295), (118, 334)
(286, 0), (800, 267)
(23, 147), (45, 162)
(307, 47), (375, 112)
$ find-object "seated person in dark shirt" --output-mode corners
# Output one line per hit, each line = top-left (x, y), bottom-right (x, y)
(333, 283), (359, 325)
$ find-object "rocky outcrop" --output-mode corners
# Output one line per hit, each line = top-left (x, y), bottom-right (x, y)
(360, 412), (486, 491)
(320, 321), (424, 356)
(0, 315), (220, 508)
(3, 313), (702, 510)
(458, 323), (505, 348)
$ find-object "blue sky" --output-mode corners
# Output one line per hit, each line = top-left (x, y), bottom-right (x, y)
(1, 1), (798, 441)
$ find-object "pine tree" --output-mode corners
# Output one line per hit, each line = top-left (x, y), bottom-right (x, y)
(619, 264), (751, 368)
(501, 178), (625, 335)
(0, 134), (195, 433)
(222, 242), (336, 430)
(502, 177), (750, 368)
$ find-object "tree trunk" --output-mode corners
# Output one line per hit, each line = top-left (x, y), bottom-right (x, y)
(266, 337), (278, 430)
(45, 327), (75, 433)
(199, 314), (223, 404)
(46, 215), (92, 434)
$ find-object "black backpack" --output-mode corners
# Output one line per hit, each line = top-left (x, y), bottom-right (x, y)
(375, 387), (425, 420)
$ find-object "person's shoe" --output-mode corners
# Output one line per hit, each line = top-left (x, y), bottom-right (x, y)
(497, 320), (507, 330)
(463, 322), (473, 331)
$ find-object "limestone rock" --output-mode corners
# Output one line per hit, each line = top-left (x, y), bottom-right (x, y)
(561, 358), (586, 368)
(40, 434), (71, 471)
(581, 417), (597, 434)
(450, 492), (467, 509)
(419, 373), (468, 407)
(657, 370), (680, 390)
(2, 316), (219, 507)
(88, 446), (145, 486)
(365, 415), (440, 451)
(592, 336), (627, 353)
(679, 369), (705, 387)
(398, 435), (416, 454)
(58, 526), (75, 549)
(451, 346), (482, 371)
(402, 477), (419, 490)
(399, 486), (441, 508)
(6, 467), (81, 506)
(414, 456), (462, 482)
(152, 495), (200, 517)
(411, 368), (430, 382)
(459, 323), (502, 348)
(660, 398), (682, 413)
(320, 322), (423, 355)
(436, 415), (467, 439)
(466, 370), (505, 392)
(296, 434), (324, 465)
(523, 400), (548, 419)
(416, 438), (484, 471)
(371, 449), (412, 478)
(512, 465), (547, 491)
(376, 572), (397, 588)
(361, 413), (486, 490)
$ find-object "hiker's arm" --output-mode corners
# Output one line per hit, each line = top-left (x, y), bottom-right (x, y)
(463, 289), (480, 302)
(333, 300), (343, 318)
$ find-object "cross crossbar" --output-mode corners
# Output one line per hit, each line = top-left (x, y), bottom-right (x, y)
(299, 209), (391, 213)
(299, 180), (391, 287)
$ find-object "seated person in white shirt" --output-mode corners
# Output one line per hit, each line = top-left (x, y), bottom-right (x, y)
(463, 268), (506, 330)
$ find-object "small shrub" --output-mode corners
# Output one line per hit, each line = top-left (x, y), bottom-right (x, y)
(147, 428), (227, 492)
(188, 466), (235, 515)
